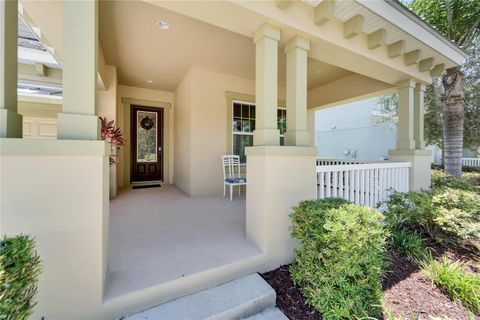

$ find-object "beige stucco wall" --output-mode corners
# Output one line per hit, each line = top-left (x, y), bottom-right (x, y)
(117, 85), (174, 188)
(0, 139), (109, 320)
(173, 69), (193, 195)
(173, 66), (287, 197)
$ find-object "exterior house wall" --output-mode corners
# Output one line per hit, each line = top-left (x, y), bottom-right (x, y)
(174, 67), (286, 197)
(315, 98), (396, 160)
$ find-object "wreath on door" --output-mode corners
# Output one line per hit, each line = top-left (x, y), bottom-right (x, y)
(140, 116), (154, 130)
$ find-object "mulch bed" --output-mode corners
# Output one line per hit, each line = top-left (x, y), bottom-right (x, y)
(261, 265), (320, 320)
(382, 252), (476, 320)
(262, 247), (478, 320)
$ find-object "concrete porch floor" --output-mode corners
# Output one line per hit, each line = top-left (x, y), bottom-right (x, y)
(105, 185), (262, 300)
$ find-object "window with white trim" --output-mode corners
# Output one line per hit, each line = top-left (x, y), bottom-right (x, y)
(232, 101), (286, 163)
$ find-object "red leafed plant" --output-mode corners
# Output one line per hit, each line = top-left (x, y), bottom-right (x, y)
(100, 117), (125, 165)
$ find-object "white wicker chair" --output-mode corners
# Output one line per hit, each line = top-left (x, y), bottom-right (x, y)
(221, 155), (246, 201)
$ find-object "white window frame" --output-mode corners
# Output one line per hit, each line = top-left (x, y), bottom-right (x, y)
(231, 99), (286, 162)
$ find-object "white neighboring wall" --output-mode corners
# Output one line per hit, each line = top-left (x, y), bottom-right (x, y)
(315, 97), (396, 160)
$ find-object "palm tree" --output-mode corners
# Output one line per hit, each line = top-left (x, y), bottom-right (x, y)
(408, 0), (480, 176)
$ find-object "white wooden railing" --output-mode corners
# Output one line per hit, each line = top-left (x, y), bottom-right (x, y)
(316, 160), (411, 208)
(462, 158), (480, 167)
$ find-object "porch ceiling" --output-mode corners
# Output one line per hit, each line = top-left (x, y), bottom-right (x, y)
(98, 0), (352, 91)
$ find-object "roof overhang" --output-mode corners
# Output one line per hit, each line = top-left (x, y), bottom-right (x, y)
(359, 0), (467, 65)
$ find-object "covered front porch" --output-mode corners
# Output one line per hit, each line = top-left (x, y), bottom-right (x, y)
(106, 186), (261, 300)
(0, 0), (467, 319)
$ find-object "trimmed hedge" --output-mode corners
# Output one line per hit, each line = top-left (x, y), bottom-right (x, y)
(290, 199), (387, 319)
(0, 235), (41, 320)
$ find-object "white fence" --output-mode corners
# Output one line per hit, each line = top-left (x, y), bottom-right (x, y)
(462, 158), (480, 167)
(316, 160), (411, 208)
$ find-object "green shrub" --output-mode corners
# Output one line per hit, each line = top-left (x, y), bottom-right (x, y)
(422, 257), (480, 314)
(383, 189), (480, 253)
(290, 199), (387, 319)
(0, 235), (41, 320)
(383, 191), (436, 237)
(431, 188), (480, 251)
(431, 170), (475, 192)
(391, 229), (426, 259)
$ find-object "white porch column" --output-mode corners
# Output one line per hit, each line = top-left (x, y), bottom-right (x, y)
(389, 79), (431, 191)
(396, 79), (415, 150)
(253, 24), (280, 146)
(414, 83), (426, 150)
(284, 36), (310, 146)
(57, 0), (100, 140)
(0, 0), (22, 138)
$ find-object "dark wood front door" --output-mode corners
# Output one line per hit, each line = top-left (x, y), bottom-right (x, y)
(131, 106), (164, 182)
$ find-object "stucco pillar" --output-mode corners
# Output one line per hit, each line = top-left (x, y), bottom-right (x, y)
(246, 146), (317, 270)
(57, 0), (100, 140)
(0, 0), (22, 138)
(253, 24), (280, 146)
(307, 109), (316, 148)
(389, 79), (431, 191)
(414, 83), (426, 150)
(396, 79), (415, 150)
(284, 36), (310, 146)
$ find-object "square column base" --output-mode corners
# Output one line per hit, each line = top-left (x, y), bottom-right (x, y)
(57, 113), (100, 140)
(253, 128), (280, 146)
(284, 130), (309, 146)
(388, 149), (432, 191)
(0, 109), (22, 138)
(245, 146), (317, 270)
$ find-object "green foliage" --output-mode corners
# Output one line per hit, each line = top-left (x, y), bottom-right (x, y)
(431, 188), (480, 250)
(290, 199), (387, 319)
(424, 80), (444, 148)
(463, 43), (480, 150)
(0, 235), (41, 320)
(383, 191), (436, 237)
(431, 170), (475, 191)
(408, 0), (480, 48)
(383, 187), (480, 254)
(422, 257), (480, 314)
(391, 229), (427, 259)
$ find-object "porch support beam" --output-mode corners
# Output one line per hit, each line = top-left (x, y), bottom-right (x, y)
(253, 24), (281, 146)
(413, 83), (426, 150)
(388, 40), (405, 58)
(0, 0), (22, 138)
(314, 0), (335, 26)
(343, 15), (363, 39)
(430, 63), (446, 77)
(285, 36), (310, 146)
(57, 0), (100, 140)
(396, 79), (416, 150)
(404, 49), (421, 66)
(367, 29), (386, 49)
(419, 57), (435, 72)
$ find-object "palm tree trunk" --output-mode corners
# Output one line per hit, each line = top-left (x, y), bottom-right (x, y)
(441, 66), (465, 176)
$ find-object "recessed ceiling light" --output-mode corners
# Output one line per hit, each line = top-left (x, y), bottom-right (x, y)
(157, 21), (170, 30)
(146, 80), (154, 84)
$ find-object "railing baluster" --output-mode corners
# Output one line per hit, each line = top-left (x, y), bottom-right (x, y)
(316, 159), (411, 208)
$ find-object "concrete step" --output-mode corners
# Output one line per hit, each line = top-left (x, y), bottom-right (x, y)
(242, 308), (289, 320)
(124, 273), (276, 320)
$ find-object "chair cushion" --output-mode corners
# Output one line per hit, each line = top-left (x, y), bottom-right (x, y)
(225, 178), (246, 184)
